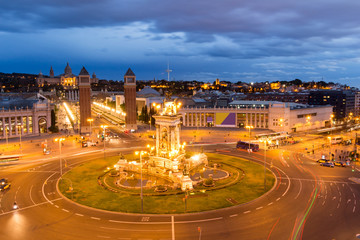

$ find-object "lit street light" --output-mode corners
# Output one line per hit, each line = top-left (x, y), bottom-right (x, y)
(17, 125), (23, 156)
(87, 118), (94, 139)
(245, 125), (254, 153)
(135, 150), (147, 213)
(101, 125), (108, 160)
(5, 127), (9, 148)
(55, 138), (65, 178)
(328, 136), (332, 161)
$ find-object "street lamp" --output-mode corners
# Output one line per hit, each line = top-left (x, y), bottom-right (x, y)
(17, 125), (23, 155)
(306, 116), (311, 128)
(135, 150), (147, 213)
(55, 138), (65, 178)
(328, 136), (332, 161)
(330, 114), (334, 133)
(260, 138), (271, 192)
(5, 127), (9, 148)
(87, 118), (94, 138)
(101, 125), (108, 160)
(245, 125), (254, 153)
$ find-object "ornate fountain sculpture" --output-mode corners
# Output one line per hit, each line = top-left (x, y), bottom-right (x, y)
(115, 97), (208, 191)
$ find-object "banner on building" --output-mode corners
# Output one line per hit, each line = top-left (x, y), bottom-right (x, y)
(215, 113), (236, 127)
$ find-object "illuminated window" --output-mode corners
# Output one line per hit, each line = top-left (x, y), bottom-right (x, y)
(29, 116), (33, 133)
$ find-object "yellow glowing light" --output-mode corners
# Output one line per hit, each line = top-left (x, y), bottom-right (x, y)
(63, 102), (75, 121)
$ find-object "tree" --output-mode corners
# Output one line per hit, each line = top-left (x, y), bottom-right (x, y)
(149, 106), (156, 125)
(139, 105), (149, 123)
(48, 109), (59, 133)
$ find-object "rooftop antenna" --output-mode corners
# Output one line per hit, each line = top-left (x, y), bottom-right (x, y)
(166, 61), (172, 81)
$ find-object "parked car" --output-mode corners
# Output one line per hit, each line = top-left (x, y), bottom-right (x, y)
(320, 162), (334, 168)
(87, 141), (97, 147)
(317, 159), (329, 163)
(334, 161), (346, 167)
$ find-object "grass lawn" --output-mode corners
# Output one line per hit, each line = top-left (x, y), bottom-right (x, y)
(59, 153), (275, 214)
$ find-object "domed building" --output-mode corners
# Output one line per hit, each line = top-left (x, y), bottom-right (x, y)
(37, 63), (98, 88)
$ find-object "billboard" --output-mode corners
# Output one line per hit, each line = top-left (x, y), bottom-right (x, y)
(215, 113), (236, 127)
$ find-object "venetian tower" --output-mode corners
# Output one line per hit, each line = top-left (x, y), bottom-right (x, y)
(78, 67), (91, 134)
(124, 68), (137, 130)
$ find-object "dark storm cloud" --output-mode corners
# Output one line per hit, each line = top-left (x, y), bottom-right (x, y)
(2, 0), (359, 38)
(2, 0), (359, 60)
(2, 0), (360, 86)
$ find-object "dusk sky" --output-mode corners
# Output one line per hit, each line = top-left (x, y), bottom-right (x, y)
(1, 0), (360, 87)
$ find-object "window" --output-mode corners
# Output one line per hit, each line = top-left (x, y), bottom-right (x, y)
(22, 117), (27, 133)
(29, 116), (33, 133)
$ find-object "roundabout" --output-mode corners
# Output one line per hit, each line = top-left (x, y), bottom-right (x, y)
(58, 153), (276, 214)
(0, 99), (359, 239)
(1, 138), (359, 240)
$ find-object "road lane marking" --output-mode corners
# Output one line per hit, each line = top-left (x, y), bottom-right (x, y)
(91, 217), (100, 220)
(101, 227), (170, 232)
(347, 199), (351, 203)
(29, 185), (36, 205)
(230, 214), (238, 217)
(54, 205), (59, 208)
(42, 172), (57, 205)
(256, 206), (263, 210)
(176, 217), (223, 224)
(268, 202), (273, 206)
(15, 186), (20, 201)
(0, 198), (62, 216)
(353, 206), (356, 213)
(276, 198), (280, 201)
(75, 213), (84, 217)
(97, 236), (110, 239)
(109, 220), (171, 225)
(62, 209), (69, 212)
(243, 211), (251, 214)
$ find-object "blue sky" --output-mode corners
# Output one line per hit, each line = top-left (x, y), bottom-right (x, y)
(1, 0), (360, 87)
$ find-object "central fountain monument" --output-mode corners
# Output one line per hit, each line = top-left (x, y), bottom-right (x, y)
(115, 98), (208, 191)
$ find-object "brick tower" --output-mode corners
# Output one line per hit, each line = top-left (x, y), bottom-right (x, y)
(124, 68), (137, 130)
(78, 66), (92, 134)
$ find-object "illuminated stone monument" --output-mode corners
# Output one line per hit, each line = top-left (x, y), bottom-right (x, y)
(115, 98), (208, 191)
(151, 99), (207, 191)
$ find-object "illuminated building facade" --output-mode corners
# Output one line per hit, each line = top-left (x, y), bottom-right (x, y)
(37, 63), (98, 88)
(0, 93), (51, 139)
(179, 101), (333, 132)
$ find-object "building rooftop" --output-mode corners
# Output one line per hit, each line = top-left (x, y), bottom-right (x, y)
(0, 93), (48, 110)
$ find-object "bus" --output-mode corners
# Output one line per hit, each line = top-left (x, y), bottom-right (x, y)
(0, 155), (20, 163)
(255, 131), (290, 141)
(236, 141), (260, 152)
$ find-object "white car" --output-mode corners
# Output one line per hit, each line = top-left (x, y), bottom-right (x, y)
(87, 142), (97, 146)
